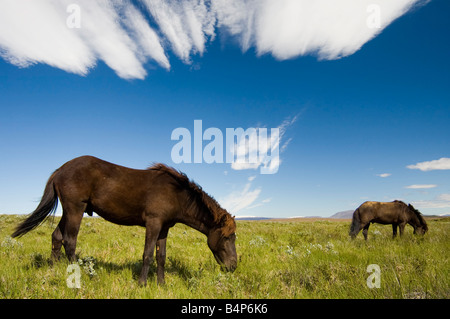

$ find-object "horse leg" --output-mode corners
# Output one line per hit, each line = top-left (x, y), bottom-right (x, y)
(156, 227), (169, 285)
(61, 202), (85, 262)
(139, 219), (161, 286)
(155, 238), (167, 285)
(399, 223), (406, 237)
(392, 224), (398, 238)
(362, 223), (370, 240)
(51, 216), (66, 262)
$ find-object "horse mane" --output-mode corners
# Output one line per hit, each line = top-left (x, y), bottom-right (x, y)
(148, 163), (236, 236)
(408, 203), (428, 231)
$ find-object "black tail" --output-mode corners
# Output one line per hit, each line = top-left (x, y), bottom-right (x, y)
(12, 171), (59, 238)
(349, 208), (361, 238)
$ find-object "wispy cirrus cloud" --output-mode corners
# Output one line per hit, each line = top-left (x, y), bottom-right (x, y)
(230, 115), (298, 174)
(142, 0), (215, 63)
(220, 115), (297, 213)
(405, 184), (437, 189)
(219, 175), (274, 215)
(219, 176), (262, 214)
(0, 0), (428, 79)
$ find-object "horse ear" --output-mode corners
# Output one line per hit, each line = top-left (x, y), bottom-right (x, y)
(219, 214), (236, 237)
(220, 214), (232, 226)
(217, 214), (226, 227)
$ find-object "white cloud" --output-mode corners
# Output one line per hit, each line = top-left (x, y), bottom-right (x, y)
(77, 0), (149, 80)
(377, 173), (391, 178)
(407, 158), (450, 172)
(0, 0), (94, 75)
(219, 175), (274, 215)
(214, 0), (426, 60)
(412, 193), (450, 209)
(230, 115), (297, 174)
(437, 194), (450, 201)
(0, 0), (170, 79)
(405, 184), (437, 189)
(0, 0), (427, 79)
(142, 0), (215, 63)
(219, 179), (262, 214)
(120, 3), (170, 70)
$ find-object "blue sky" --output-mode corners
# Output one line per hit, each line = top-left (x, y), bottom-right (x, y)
(0, 0), (449, 218)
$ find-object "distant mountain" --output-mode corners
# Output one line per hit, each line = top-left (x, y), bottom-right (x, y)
(330, 210), (354, 219)
(236, 216), (323, 220)
(235, 216), (273, 221)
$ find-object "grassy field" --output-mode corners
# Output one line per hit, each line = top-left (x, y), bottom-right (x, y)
(0, 214), (448, 299)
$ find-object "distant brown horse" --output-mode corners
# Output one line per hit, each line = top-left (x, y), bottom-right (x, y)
(349, 200), (428, 240)
(12, 156), (237, 285)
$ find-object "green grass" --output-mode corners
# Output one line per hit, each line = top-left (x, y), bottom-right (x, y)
(0, 214), (448, 298)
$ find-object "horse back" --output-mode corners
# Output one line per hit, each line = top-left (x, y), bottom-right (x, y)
(53, 156), (180, 226)
(358, 201), (407, 224)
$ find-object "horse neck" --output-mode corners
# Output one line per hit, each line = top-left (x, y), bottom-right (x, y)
(407, 210), (421, 227)
(178, 196), (215, 236)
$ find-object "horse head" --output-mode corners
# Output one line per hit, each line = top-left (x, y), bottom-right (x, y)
(207, 214), (237, 272)
(408, 204), (428, 235)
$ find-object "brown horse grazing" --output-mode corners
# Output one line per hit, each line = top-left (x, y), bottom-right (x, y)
(349, 200), (428, 240)
(12, 156), (237, 285)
